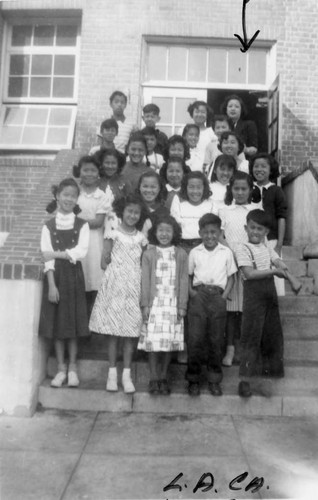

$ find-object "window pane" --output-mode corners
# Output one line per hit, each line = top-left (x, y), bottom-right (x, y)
(31, 55), (52, 75)
(54, 55), (75, 76)
(49, 108), (72, 126)
(26, 108), (48, 125)
(10, 55), (30, 75)
(248, 50), (267, 84)
(208, 48), (227, 82)
(8, 77), (29, 97)
(188, 48), (206, 82)
(228, 49), (247, 84)
(168, 47), (186, 80)
(151, 97), (172, 122)
(52, 78), (74, 98)
(34, 25), (54, 46)
(56, 25), (77, 46)
(147, 46), (167, 80)
(30, 77), (51, 97)
(175, 97), (194, 123)
(1, 126), (22, 144)
(4, 107), (26, 125)
(47, 128), (69, 145)
(11, 25), (32, 46)
(22, 126), (45, 144)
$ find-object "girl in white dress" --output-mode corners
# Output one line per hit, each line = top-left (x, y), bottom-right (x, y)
(219, 171), (260, 366)
(210, 154), (237, 213)
(74, 155), (113, 316)
(89, 195), (148, 394)
(138, 214), (188, 395)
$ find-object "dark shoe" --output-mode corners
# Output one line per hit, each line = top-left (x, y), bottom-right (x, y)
(160, 379), (171, 395)
(148, 380), (160, 395)
(238, 381), (252, 398)
(208, 382), (223, 396)
(188, 382), (200, 396)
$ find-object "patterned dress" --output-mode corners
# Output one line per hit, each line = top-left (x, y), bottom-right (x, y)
(138, 247), (184, 352)
(89, 228), (146, 337)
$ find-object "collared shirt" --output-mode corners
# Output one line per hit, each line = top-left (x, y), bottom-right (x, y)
(113, 117), (137, 153)
(218, 202), (262, 252)
(171, 197), (217, 240)
(189, 243), (237, 290)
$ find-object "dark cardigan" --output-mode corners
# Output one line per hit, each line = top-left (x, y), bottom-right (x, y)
(231, 118), (258, 149)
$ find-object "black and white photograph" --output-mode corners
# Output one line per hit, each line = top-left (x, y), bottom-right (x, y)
(0, 0), (318, 498)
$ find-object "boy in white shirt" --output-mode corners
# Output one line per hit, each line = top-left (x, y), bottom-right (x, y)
(187, 213), (237, 396)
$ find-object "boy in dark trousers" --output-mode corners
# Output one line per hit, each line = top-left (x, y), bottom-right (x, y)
(235, 209), (289, 398)
(186, 213), (237, 396)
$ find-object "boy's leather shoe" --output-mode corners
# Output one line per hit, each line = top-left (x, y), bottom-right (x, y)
(238, 381), (252, 398)
(188, 382), (200, 396)
(208, 382), (223, 396)
(160, 379), (171, 395)
(148, 380), (160, 395)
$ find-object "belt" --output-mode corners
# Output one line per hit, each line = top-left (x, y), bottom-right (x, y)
(194, 284), (223, 294)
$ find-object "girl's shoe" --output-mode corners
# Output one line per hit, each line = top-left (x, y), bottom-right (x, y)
(68, 371), (80, 387)
(160, 379), (171, 395)
(106, 368), (118, 392)
(51, 371), (67, 388)
(148, 380), (160, 395)
(122, 369), (135, 394)
(222, 345), (235, 367)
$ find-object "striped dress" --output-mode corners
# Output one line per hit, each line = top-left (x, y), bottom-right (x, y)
(89, 228), (146, 337)
(219, 203), (259, 312)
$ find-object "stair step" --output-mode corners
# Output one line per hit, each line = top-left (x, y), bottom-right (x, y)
(285, 276), (314, 295)
(284, 259), (307, 277)
(281, 314), (318, 338)
(285, 340), (318, 362)
(282, 246), (304, 259)
(278, 295), (318, 314)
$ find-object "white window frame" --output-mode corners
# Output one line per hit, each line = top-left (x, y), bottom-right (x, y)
(0, 17), (80, 150)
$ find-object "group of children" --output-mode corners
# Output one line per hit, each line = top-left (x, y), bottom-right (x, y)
(38, 91), (301, 398)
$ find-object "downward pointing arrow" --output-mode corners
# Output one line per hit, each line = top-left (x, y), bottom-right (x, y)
(234, 0), (260, 53)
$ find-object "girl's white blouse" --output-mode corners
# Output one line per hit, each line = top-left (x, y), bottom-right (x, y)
(170, 196), (216, 239)
(41, 212), (89, 272)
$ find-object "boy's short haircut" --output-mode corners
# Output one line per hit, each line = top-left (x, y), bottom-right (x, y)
(199, 213), (222, 230)
(212, 114), (231, 128)
(100, 118), (119, 133)
(247, 209), (271, 229)
(143, 103), (160, 115)
(109, 91), (127, 104)
(140, 126), (157, 137)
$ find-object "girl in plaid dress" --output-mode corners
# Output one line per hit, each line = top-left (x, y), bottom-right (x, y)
(138, 215), (188, 395)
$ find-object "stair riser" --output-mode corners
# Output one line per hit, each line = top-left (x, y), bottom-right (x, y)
(281, 315), (318, 338)
(284, 260), (307, 277)
(285, 277), (314, 295)
(278, 296), (318, 314)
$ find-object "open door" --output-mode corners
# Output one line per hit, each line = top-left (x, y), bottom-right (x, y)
(268, 75), (280, 162)
(142, 87), (207, 137)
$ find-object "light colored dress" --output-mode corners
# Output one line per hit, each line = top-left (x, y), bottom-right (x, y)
(89, 228), (146, 337)
(78, 187), (113, 291)
(138, 247), (184, 352)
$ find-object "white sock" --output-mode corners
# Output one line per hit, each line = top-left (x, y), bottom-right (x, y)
(122, 368), (131, 378)
(108, 367), (117, 376)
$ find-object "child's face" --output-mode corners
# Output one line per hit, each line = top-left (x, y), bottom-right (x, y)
(139, 176), (160, 205)
(102, 155), (118, 178)
(122, 203), (141, 228)
(215, 163), (233, 185)
(166, 161), (184, 188)
(187, 178), (204, 205)
(185, 128), (199, 149)
(252, 158), (271, 185)
(128, 140), (146, 165)
(101, 127), (117, 143)
(226, 99), (242, 121)
(192, 105), (207, 126)
(214, 120), (230, 139)
(143, 112), (159, 128)
(80, 162), (99, 186)
(169, 142), (185, 159)
(199, 223), (221, 251)
(232, 179), (251, 205)
(56, 186), (78, 214)
(245, 219), (269, 245)
(110, 95), (126, 117)
(221, 135), (240, 157)
(156, 222), (174, 247)
(144, 134), (157, 154)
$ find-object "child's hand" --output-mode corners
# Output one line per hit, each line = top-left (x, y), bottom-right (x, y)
(189, 288), (198, 298)
(142, 307), (150, 323)
(177, 308), (187, 321)
(274, 244), (282, 256)
(274, 259), (288, 271)
(101, 252), (111, 270)
(48, 285), (59, 303)
(274, 268), (287, 279)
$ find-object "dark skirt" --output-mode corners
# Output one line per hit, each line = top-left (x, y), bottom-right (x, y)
(39, 260), (89, 340)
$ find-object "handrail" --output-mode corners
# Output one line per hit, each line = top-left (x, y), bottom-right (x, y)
(282, 160), (318, 186)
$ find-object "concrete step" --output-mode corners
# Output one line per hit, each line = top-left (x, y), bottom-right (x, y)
(38, 374), (318, 417)
(282, 245), (304, 259)
(285, 340), (318, 362)
(284, 259), (307, 277)
(278, 295), (318, 314)
(281, 314), (318, 338)
(285, 276), (314, 295)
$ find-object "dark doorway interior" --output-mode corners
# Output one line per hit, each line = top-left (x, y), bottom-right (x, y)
(207, 89), (268, 153)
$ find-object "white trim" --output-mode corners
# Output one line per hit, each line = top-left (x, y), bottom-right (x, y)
(142, 81), (268, 91)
